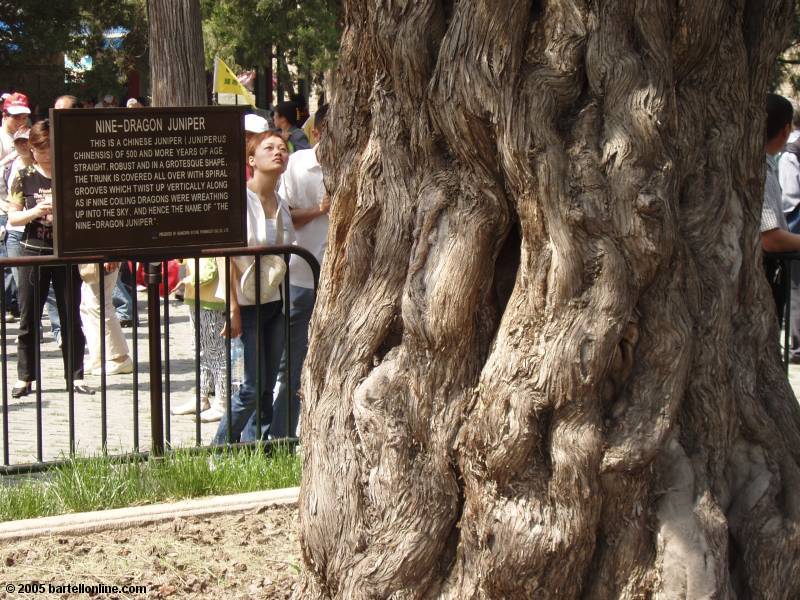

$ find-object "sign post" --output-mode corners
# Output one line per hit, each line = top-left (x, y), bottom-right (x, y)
(50, 106), (247, 456)
(146, 262), (164, 456)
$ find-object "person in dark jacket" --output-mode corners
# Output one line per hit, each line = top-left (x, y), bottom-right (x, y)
(273, 101), (311, 153)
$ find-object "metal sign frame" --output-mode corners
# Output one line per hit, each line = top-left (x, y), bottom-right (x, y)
(51, 105), (247, 258)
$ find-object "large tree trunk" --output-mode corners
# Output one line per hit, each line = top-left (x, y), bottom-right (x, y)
(147, 0), (206, 107)
(297, 1), (800, 598)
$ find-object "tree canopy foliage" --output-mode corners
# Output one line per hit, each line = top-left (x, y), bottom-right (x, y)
(1, 0), (147, 100)
(775, 4), (800, 94)
(200, 0), (340, 83)
(2, 0), (338, 103)
(1, 0), (146, 67)
(0, 0), (81, 65)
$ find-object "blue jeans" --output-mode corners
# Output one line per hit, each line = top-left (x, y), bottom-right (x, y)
(0, 214), (18, 313)
(213, 301), (284, 444)
(5, 229), (22, 295)
(271, 286), (315, 438)
(789, 205), (800, 357)
(113, 262), (135, 322)
(45, 286), (60, 339)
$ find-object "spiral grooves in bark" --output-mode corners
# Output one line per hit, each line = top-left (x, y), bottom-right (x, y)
(297, 1), (800, 598)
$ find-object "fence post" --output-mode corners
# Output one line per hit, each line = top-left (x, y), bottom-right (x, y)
(146, 261), (165, 456)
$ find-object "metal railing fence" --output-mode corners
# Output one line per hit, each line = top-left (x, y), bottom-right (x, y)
(765, 252), (800, 373)
(0, 244), (318, 475)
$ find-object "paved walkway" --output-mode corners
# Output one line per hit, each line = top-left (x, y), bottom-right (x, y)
(2, 299), (800, 467)
(1, 293), (224, 467)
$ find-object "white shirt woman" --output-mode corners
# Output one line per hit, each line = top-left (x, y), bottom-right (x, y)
(213, 130), (293, 444)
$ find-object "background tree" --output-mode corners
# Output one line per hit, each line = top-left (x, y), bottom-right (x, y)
(200, 0), (340, 105)
(0, 0), (88, 66)
(0, 0), (147, 106)
(147, 0), (206, 106)
(67, 0), (149, 103)
(297, 1), (800, 598)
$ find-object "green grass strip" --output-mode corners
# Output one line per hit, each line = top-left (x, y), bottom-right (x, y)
(0, 444), (301, 523)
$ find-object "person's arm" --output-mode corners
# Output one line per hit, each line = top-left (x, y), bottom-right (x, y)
(0, 150), (17, 169)
(282, 203), (297, 246)
(7, 172), (50, 227)
(8, 199), (49, 227)
(761, 227), (800, 253)
(220, 259), (242, 339)
(290, 195), (329, 228)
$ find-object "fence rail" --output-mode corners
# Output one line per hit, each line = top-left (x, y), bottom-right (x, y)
(764, 251), (800, 372)
(0, 244), (318, 475)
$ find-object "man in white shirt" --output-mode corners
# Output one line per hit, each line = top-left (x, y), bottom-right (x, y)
(761, 94), (800, 330)
(272, 104), (330, 438)
(780, 102), (800, 360)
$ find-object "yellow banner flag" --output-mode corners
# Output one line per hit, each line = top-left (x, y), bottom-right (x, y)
(213, 57), (256, 107)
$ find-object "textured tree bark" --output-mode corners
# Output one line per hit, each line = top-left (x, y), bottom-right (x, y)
(297, 1), (800, 598)
(147, 0), (206, 107)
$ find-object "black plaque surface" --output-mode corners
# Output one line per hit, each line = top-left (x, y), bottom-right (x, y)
(51, 106), (247, 257)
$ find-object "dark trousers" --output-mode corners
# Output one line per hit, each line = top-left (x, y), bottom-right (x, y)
(787, 205), (800, 357)
(113, 261), (135, 322)
(764, 256), (788, 329)
(17, 251), (85, 382)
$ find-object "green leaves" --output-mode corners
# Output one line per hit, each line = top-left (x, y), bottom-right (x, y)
(773, 3), (800, 93)
(200, 0), (340, 79)
(0, 0), (84, 65)
(2, 0), (338, 103)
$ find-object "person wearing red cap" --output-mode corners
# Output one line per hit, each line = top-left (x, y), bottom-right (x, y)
(0, 92), (29, 321)
(1, 93), (30, 164)
(3, 127), (32, 303)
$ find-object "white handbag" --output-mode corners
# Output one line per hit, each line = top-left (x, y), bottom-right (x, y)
(240, 207), (286, 304)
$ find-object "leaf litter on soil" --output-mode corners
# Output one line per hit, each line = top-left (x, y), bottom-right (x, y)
(0, 504), (299, 599)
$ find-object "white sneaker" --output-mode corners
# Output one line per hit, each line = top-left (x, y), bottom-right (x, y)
(171, 398), (210, 415)
(91, 356), (133, 376)
(200, 405), (225, 423)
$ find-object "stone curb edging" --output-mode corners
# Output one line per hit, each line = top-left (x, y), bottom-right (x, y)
(0, 487), (300, 542)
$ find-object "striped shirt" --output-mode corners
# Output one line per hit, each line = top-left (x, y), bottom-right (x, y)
(761, 154), (789, 232)
(779, 130), (800, 212)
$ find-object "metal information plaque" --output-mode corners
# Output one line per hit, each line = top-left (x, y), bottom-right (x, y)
(51, 105), (247, 257)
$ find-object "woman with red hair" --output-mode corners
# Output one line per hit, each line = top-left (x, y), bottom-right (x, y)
(212, 129), (295, 444)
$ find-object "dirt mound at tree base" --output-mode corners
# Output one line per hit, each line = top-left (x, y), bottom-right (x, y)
(1, 505), (298, 599)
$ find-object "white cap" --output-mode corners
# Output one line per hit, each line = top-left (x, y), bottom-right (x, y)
(244, 114), (268, 133)
(126, 98), (140, 108)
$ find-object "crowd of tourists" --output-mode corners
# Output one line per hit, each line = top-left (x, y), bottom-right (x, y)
(0, 89), (328, 443)
(762, 93), (800, 357)
(4, 86), (795, 446)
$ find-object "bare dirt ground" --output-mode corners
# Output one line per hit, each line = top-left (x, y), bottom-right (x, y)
(0, 505), (299, 599)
